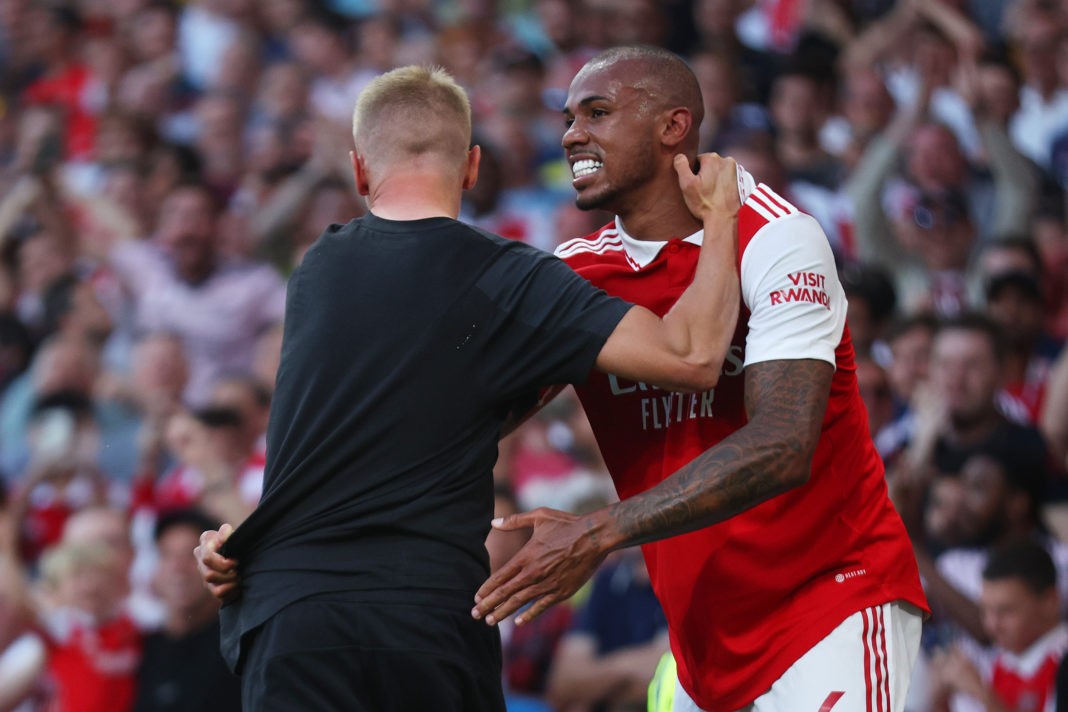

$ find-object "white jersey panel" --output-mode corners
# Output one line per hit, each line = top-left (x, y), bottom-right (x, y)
(740, 212), (846, 368)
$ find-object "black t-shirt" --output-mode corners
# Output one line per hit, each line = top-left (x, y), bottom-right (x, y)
(133, 619), (241, 712)
(219, 214), (630, 668)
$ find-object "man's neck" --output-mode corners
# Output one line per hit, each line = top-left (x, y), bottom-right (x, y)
(615, 175), (702, 242)
(367, 172), (461, 221)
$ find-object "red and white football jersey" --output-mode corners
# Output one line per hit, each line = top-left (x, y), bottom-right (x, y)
(556, 174), (929, 711)
(990, 623), (1068, 712)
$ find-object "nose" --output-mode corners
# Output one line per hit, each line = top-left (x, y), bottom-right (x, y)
(562, 119), (586, 149)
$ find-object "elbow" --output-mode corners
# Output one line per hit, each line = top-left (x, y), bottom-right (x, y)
(673, 351), (728, 393)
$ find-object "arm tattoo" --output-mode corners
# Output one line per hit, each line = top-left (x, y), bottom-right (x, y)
(609, 359), (834, 548)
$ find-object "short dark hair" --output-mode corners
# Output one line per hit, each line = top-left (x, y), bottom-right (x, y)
(884, 312), (940, 345)
(154, 507), (221, 542)
(983, 540), (1057, 595)
(839, 263), (898, 325)
(936, 312), (1007, 362)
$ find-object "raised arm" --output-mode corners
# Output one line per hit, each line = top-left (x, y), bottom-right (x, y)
(593, 153), (740, 393)
(472, 357), (831, 625)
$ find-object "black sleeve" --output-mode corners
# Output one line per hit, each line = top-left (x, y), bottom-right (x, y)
(476, 246), (632, 397)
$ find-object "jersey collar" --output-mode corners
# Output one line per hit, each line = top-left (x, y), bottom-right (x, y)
(615, 216), (704, 271)
(614, 166), (755, 271)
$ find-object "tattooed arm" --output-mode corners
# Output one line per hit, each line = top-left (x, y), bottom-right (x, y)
(472, 358), (833, 626)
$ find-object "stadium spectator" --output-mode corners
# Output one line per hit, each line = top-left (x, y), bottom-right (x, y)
(546, 550), (669, 712)
(107, 181), (286, 406)
(132, 508), (240, 712)
(929, 541), (1068, 712)
(36, 540), (141, 712)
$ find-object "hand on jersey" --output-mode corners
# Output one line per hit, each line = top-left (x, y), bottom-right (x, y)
(472, 507), (608, 627)
(194, 524), (240, 603)
(673, 152), (741, 226)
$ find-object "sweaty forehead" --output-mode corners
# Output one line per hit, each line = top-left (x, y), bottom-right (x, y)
(566, 59), (657, 109)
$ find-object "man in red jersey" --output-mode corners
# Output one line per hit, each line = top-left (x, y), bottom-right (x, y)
(473, 45), (930, 712)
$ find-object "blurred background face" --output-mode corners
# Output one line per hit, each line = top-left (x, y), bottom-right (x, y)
(856, 357), (894, 437)
(770, 74), (821, 137)
(958, 454), (1009, 544)
(842, 70), (894, 137)
(156, 187), (217, 279)
(153, 524), (216, 615)
(132, 335), (188, 410)
(888, 325), (933, 403)
(925, 476), (967, 549)
(907, 125), (966, 190)
(930, 329), (1000, 425)
(56, 551), (124, 621)
(986, 287), (1044, 348)
(898, 196), (975, 271)
(981, 578), (1057, 654)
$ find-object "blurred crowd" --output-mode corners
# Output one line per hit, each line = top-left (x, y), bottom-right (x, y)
(0, 0), (1066, 710)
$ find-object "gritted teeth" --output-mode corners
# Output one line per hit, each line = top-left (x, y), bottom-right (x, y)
(571, 159), (603, 179)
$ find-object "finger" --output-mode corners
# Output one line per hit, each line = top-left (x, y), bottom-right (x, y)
(219, 522), (234, 540)
(473, 571), (520, 617)
(209, 581), (237, 600)
(472, 559), (532, 618)
(490, 512), (536, 531)
(672, 153), (694, 180)
(483, 582), (547, 626)
(514, 591), (562, 626)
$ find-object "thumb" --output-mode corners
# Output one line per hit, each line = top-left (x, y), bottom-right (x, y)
(672, 154), (693, 179)
(219, 523), (234, 541)
(491, 512), (535, 531)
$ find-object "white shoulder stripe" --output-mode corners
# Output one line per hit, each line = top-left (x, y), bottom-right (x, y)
(747, 196), (779, 223)
(751, 185), (798, 217)
(555, 229), (622, 258)
(556, 227), (619, 252)
(749, 191), (787, 219)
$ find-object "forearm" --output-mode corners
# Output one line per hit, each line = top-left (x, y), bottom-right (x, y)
(592, 420), (805, 550)
(839, 8), (913, 73)
(660, 210), (739, 377)
(978, 121), (1038, 235)
(915, 551), (990, 645)
(590, 359), (830, 551)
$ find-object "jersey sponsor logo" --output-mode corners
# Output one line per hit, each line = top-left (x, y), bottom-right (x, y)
(641, 390), (716, 431)
(606, 346), (745, 431)
(834, 568), (867, 583)
(769, 271), (830, 309)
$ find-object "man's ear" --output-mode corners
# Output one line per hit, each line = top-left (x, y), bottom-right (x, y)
(660, 107), (694, 150)
(351, 150), (370, 196)
(462, 144), (481, 191)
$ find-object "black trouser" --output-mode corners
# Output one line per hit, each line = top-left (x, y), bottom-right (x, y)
(240, 592), (505, 712)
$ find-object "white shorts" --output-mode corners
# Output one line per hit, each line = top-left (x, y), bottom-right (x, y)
(672, 601), (924, 712)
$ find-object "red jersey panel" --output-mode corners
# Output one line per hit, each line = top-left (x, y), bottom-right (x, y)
(556, 180), (928, 710)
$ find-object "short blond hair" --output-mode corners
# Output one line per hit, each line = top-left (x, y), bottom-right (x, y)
(351, 65), (472, 168)
(38, 541), (117, 590)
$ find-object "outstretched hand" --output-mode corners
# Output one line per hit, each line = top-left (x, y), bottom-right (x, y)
(194, 523), (240, 603)
(472, 507), (611, 627)
(673, 153), (741, 224)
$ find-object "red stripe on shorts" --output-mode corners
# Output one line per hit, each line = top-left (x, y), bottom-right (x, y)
(819, 691), (845, 711)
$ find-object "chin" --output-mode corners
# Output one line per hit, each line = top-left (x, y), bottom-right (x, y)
(574, 187), (616, 213)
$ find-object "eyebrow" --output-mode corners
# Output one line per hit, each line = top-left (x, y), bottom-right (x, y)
(563, 95), (610, 115)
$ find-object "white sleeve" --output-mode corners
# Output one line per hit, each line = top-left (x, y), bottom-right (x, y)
(741, 213), (846, 368)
